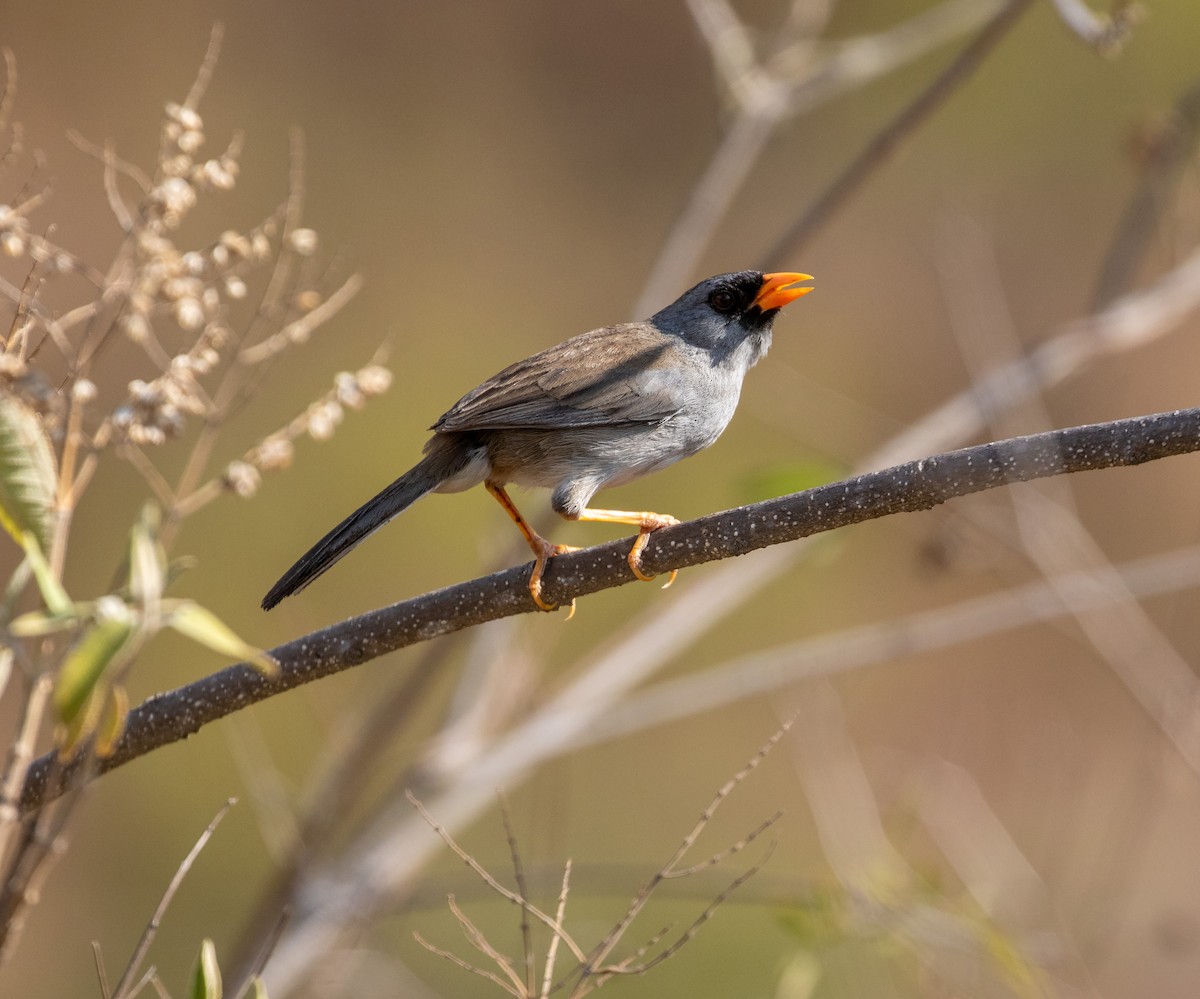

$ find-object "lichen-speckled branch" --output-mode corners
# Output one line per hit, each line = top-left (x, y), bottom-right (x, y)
(20, 406), (1200, 814)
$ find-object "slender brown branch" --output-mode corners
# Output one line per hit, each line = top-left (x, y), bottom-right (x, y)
(407, 791), (589, 965)
(445, 894), (526, 995)
(541, 861), (572, 999)
(762, 0), (1035, 267)
(183, 23), (224, 112)
(1090, 80), (1200, 311)
(111, 798), (237, 999)
(91, 940), (110, 999)
(18, 407), (1200, 814)
(414, 930), (522, 996)
(498, 793), (536, 996)
(1048, 0), (1142, 54)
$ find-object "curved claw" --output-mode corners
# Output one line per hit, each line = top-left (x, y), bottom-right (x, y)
(528, 542), (580, 613)
(626, 514), (680, 584)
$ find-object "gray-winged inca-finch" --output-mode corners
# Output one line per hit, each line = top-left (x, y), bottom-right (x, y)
(262, 270), (813, 614)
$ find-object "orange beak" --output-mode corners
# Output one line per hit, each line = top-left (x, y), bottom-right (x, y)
(755, 272), (814, 311)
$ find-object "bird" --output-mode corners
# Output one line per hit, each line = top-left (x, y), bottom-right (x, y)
(261, 269), (812, 614)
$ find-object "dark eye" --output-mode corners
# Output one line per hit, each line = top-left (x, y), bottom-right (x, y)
(709, 289), (738, 314)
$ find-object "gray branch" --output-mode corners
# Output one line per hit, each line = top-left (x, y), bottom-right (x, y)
(20, 406), (1200, 814)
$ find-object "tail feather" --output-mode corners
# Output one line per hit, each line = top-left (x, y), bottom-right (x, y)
(262, 450), (456, 610)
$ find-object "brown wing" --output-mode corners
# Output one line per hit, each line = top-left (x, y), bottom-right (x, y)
(432, 323), (686, 432)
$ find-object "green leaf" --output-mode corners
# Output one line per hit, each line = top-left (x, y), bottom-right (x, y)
(129, 506), (166, 606)
(20, 532), (72, 616)
(0, 393), (58, 552)
(58, 681), (105, 760)
(3, 552), (33, 621)
(9, 607), (85, 637)
(189, 939), (223, 999)
(95, 684), (129, 757)
(53, 612), (134, 725)
(167, 601), (279, 678)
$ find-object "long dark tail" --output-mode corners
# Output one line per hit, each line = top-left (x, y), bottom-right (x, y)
(261, 445), (467, 610)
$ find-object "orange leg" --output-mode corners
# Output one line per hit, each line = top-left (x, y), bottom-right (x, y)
(486, 482), (577, 614)
(573, 508), (680, 588)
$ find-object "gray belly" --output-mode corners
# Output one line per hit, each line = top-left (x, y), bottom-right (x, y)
(486, 388), (740, 493)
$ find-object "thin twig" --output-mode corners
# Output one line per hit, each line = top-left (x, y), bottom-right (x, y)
(762, 0), (1035, 267)
(414, 931), (522, 997)
(92, 941), (111, 999)
(1048, 0), (1143, 54)
(541, 861), (572, 999)
(236, 272), (362, 366)
(0, 674), (52, 866)
(249, 130), (306, 336)
(593, 840), (777, 984)
(633, 0), (1006, 317)
(66, 130), (152, 192)
(101, 141), (134, 232)
(499, 793), (536, 995)
(111, 798), (237, 999)
(0, 772), (80, 961)
(0, 50), (16, 135)
(184, 23), (224, 111)
(130, 965), (160, 999)
(1090, 80), (1200, 311)
(585, 723), (792, 972)
(224, 632), (468, 992)
(664, 811), (782, 879)
(406, 791), (589, 965)
(446, 894), (527, 994)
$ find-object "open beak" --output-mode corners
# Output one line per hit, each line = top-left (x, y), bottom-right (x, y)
(755, 272), (814, 311)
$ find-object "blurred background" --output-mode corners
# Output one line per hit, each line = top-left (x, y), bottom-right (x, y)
(4, 0), (1200, 996)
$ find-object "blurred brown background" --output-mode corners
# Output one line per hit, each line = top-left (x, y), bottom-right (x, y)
(4, 0), (1200, 996)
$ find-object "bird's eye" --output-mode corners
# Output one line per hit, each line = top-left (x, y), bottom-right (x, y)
(709, 289), (738, 314)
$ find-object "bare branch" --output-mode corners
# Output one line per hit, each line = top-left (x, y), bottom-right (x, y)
(664, 810), (782, 879)
(19, 406), (1200, 814)
(594, 840), (777, 982)
(111, 798), (237, 999)
(1048, 0), (1143, 54)
(580, 543), (1200, 751)
(633, 0), (1008, 317)
(499, 793), (536, 995)
(540, 861), (572, 999)
(1090, 80), (1200, 310)
(414, 931), (522, 997)
(584, 723), (792, 973)
(66, 130), (152, 192)
(406, 792), (589, 965)
(446, 894), (527, 995)
(762, 0), (1035, 266)
(183, 23), (225, 111)
(91, 941), (110, 999)
(0, 49), (16, 135)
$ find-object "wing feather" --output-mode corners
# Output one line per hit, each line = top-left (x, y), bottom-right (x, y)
(433, 324), (685, 432)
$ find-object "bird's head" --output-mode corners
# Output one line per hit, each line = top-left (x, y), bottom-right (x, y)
(650, 270), (813, 363)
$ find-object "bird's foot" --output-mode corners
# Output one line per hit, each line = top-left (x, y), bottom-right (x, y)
(529, 539), (580, 615)
(627, 514), (680, 587)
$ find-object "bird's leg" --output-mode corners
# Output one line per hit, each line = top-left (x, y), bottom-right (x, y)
(485, 482), (577, 614)
(571, 508), (680, 587)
